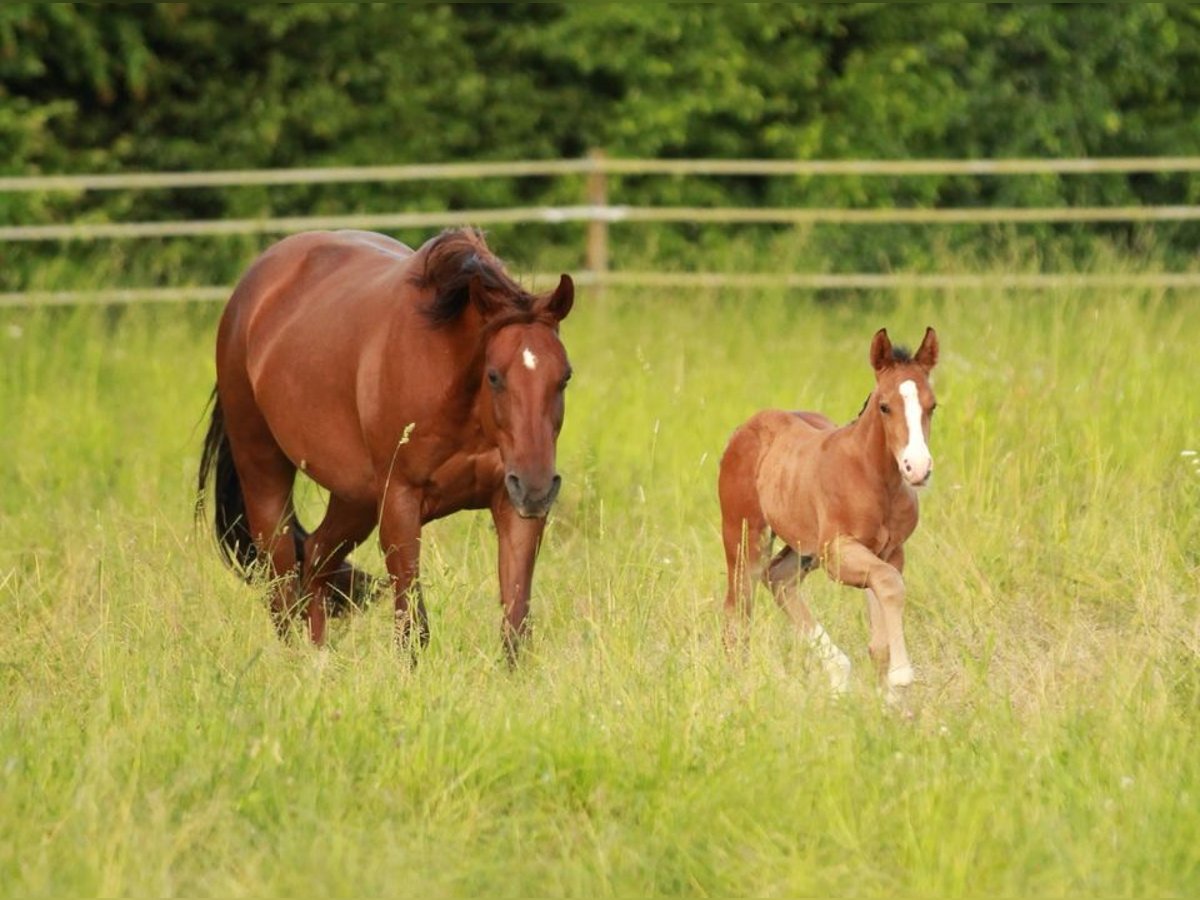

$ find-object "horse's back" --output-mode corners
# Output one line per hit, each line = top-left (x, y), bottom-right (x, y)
(226, 230), (413, 314)
(722, 409), (834, 464)
(719, 408), (839, 547)
(215, 231), (427, 501)
(720, 409), (828, 502)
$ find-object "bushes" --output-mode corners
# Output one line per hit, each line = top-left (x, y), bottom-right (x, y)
(2, 3), (1198, 282)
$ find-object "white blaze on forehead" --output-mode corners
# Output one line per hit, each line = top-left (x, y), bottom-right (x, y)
(522, 348), (538, 371)
(898, 379), (932, 481)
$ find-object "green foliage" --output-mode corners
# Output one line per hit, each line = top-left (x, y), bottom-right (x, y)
(1, 4), (1199, 283)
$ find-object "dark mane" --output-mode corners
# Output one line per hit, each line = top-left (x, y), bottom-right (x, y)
(853, 344), (915, 419)
(413, 227), (534, 327)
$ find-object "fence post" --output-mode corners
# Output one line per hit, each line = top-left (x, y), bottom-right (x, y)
(585, 149), (608, 294)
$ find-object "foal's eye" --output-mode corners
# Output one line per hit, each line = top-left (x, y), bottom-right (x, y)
(559, 368), (573, 391)
(487, 369), (504, 390)
(879, 403), (891, 415)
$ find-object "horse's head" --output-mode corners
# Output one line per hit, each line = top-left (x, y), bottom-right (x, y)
(479, 274), (575, 518)
(869, 327), (939, 488)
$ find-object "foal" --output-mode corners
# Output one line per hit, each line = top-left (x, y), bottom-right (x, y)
(717, 327), (939, 692)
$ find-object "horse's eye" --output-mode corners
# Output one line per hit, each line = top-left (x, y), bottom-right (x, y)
(879, 403), (891, 415)
(559, 368), (573, 391)
(487, 369), (504, 390)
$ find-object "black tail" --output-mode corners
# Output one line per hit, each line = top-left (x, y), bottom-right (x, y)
(196, 387), (259, 576)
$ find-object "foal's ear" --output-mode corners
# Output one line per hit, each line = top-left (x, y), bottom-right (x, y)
(544, 273), (574, 323)
(914, 326), (939, 370)
(870, 328), (894, 372)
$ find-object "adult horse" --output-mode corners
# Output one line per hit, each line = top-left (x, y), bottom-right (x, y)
(196, 227), (574, 659)
(718, 327), (938, 693)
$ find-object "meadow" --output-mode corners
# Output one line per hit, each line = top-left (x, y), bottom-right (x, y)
(1, 270), (1197, 897)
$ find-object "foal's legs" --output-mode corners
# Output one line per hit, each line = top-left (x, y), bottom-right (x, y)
(720, 515), (767, 651)
(766, 547), (851, 692)
(718, 426), (769, 651)
(825, 537), (914, 688)
(300, 494), (377, 645)
(864, 589), (890, 681)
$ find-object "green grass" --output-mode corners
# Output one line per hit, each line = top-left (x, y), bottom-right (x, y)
(1, 277), (1198, 897)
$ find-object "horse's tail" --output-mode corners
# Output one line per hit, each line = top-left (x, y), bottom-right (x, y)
(196, 387), (258, 576)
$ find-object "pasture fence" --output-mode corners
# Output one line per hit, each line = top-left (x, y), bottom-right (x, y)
(2, 151), (1200, 307)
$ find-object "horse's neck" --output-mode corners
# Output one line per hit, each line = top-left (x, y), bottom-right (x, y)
(841, 403), (902, 489)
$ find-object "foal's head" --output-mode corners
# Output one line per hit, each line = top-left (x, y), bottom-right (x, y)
(869, 327), (939, 487)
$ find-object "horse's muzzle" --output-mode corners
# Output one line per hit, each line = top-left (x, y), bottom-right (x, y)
(505, 471), (562, 518)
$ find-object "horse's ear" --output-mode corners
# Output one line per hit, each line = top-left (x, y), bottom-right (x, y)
(469, 274), (504, 319)
(544, 273), (574, 322)
(914, 326), (939, 370)
(870, 328), (893, 372)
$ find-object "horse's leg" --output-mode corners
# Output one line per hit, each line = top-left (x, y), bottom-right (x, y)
(300, 495), (377, 646)
(718, 446), (768, 652)
(220, 391), (302, 636)
(824, 537), (913, 689)
(865, 545), (909, 689)
(378, 486), (428, 658)
(720, 512), (768, 653)
(864, 588), (890, 682)
(767, 547), (851, 692)
(490, 496), (546, 665)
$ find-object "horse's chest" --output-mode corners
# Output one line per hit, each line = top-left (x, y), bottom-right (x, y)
(419, 450), (503, 521)
(874, 496), (919, 556)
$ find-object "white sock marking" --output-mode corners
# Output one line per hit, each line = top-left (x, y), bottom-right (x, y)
(522, 348), (538, 371)
(888, 663), (914, 688)
(810, 623), (852, 693)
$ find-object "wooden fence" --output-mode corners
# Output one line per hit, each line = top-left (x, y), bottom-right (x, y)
(3, 152), (1200, 306)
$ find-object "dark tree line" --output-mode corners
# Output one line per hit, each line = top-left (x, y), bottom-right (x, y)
(2, 3), (1197, 281)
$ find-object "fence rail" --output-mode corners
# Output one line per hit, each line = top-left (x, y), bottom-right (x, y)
(4, 204), (1200, 244)
(6, 271), (1200, 310)
(3, 154), (1199, 305)
(4, 154), (1200, 193)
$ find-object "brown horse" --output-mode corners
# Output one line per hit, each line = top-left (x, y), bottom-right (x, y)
(197, 228), (574, 659)
(718, 327), (938, 693)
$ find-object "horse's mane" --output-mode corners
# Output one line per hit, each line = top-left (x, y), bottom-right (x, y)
(413, 227), (536, 328)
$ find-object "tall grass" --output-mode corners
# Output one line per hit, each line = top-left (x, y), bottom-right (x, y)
(1, 270), (1197, 897)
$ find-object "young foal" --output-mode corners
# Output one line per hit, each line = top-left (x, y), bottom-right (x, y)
(718, 327), (939, 692)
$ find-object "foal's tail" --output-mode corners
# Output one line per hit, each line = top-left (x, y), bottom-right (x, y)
(196, 387), (259, 575)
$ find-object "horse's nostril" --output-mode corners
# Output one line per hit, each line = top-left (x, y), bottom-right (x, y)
(551, 474), (562, 490)
(505, 472), (522, 494)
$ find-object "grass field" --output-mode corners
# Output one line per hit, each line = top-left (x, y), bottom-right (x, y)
(1, 275), (1198, 897)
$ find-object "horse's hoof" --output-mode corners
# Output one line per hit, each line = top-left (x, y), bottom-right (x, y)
(826, 653), (853, 694)
(327, 564), (386, 617)
(887, 663), (914, 688)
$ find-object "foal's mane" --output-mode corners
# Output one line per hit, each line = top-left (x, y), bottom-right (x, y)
(854, 343), (913, 419)
(414, 228), (537, 328)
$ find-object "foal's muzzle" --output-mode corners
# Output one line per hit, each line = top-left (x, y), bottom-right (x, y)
(901, 456), (933, 487)
(505, 471), (562, 518)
